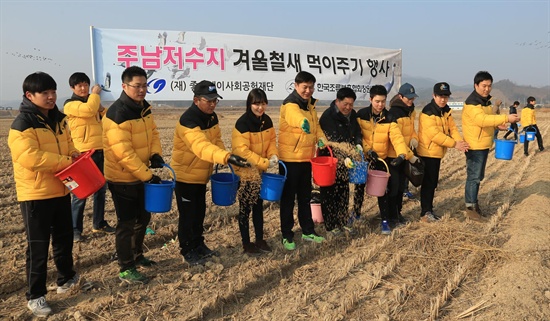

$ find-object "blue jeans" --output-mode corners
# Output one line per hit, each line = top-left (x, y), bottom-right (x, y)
(464, 149), (489, 207)
(71, 150), (107, 232)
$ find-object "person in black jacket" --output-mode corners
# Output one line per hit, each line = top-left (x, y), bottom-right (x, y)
(319, 87), (363, 236)
(503, 101), (520, 140)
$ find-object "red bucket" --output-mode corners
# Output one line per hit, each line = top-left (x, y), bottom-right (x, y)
(310, 146), (337, 187)
(55, 149), (106, 199)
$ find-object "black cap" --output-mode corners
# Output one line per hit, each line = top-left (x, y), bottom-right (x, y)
(433, 82), (452, 96)
(193, 80), (223, 100)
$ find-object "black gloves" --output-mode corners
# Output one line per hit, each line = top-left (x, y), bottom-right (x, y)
(150, 154), (165, 168)
(227, 154), (250, 167)
(366, 150), (379, 162)
(390, 154), (406, 167)
(147, 175), (162, 184)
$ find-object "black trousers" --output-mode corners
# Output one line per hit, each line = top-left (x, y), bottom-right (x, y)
(108, 183), (151, 272)
(320, 164), (349, 231)
(238, 181), (264, 245)
(524, 125), (544, 154)
(353, 183), (365, 217)
(376, 158), (404, 222)
(20, 194), (76, 300)
(175, 182), (207, 256)
(420, 157), (442, 215)
(503, 123), (518, 140)
(279, 161), (315, 241)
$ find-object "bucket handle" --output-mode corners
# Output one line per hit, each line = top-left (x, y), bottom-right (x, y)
(315, 145), (333, 159)
(369, 158), (389, 173)
(215, 163), (236, 177)
(159, 163), (176, 188)
(278, 160), (288, 179)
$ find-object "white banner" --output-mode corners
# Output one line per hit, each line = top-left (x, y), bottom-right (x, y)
(91, 27), (402, 101)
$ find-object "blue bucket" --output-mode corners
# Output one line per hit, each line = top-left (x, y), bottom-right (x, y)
(519, 134), (525, 143)
(348, 152), (368, 184)
(260, 161), (287, 201)
(211, 164), (240, 206)
(526, 128), (537, 141)
(494, 139), (516, 160)
(144, 164), (176, 213)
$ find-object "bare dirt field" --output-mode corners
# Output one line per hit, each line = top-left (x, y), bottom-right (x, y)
(0, 107), (549, 321)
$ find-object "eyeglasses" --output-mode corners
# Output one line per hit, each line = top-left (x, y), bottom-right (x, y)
(125, 83), (148, 90)
(200, 98), (219, 104)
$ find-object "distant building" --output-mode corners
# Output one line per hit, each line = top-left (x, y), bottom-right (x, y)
(448, 101), (464, 110)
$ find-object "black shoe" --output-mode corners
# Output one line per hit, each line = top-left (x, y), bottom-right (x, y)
(183, 249), (206, 266)
(254, 240), (272, 253)
(196, 243), (219, 258)
(539, 147), (545, 152)
(525, 153), (529, 156)
(243, 243), (261, 256)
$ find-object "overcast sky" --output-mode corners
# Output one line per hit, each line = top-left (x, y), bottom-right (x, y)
(0, 0), (548, 105)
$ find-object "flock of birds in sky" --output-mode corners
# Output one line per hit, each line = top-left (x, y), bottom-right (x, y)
(4, 47), (61, 66)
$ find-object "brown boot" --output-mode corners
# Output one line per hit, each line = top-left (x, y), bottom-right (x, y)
(465, 206), (486, 222)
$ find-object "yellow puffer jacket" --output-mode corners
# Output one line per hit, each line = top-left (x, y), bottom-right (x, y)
(64, 93), (104, 152)
(461, 91), (507, 150)
(231, 110), (278, 179)
(417, 101), (463, 158)
(521, 105), (536, 127)
(102, 92), (162, 183)
(278, 90), (326, 162)
(387, 97), (417, 158)
(8, 99), (77, 201)
(356, 106), (408, 159)
(171, 104), (230, 184)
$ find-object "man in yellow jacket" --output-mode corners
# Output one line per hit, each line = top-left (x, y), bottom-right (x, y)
(417, 82), (469, 222)
(8, 72), (79, 317)
(171, 80), (248, 265)
(103, 66), (164, 284)
(64, 72), (114, 242)
(521, 96), (544, 156)
(278, 71), (327, 250)
(462, 71), (519, 220)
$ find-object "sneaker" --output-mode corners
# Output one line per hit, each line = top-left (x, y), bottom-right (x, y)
(302, 233), (325, 243)
(255, 240), (272, 253)
(92, 224), (115, 234)
(403, 191), (415, 200)
(57, 274), (79, 294)
(342, 226), (357, 236)
(539, 147), (545, 152)
(183, 249), (207, 266)
(243, 243), (261, 255)
(145, 227), (156, 235)
(380, 220), (391, 235)
(27, 296), (52, 318)
(347, 213), (362, 226)
(135, 256), (157, 267)
(329, 228), (343, 237)
(421, 212), (441, 223)
(282, 238), (296, 251)
(73, 230), (82, 243)
(474, 203), (485, 217)
(196, 243), (219, 258)
(119, 268), (148, 284)
(465, 206), (486, 222)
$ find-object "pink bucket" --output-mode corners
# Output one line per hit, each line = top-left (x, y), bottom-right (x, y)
(311, 203), (323, 223)
(366, 159), (391, 197)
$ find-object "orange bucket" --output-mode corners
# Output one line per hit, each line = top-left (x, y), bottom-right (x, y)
(366, 158), (391, 197)
(310, 146), (337, 187)
(55, 149), (106, 199)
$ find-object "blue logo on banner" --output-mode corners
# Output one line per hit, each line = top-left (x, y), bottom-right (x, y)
(147, 78), (166, 94)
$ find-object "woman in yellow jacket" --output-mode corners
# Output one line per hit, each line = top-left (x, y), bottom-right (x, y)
(8, 72), (79, 317)
(417, 82), (469, 222)
(231, 89), (278, 255)
(461, 71), (519, 220)
(521, 96), (544, 155)
(357, 85), (412, 235)
(278, 71), (327, 250)
(171, 80), (248, 265)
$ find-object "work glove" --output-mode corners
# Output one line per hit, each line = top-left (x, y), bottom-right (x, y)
(409, 138), (418, 149)
(149, 154), (165, 168)
(317, 137), (327, 149)
(147, 175), (162, 184)
(268, 155), (279, 168)
(366, 149), (379, 162)
(300, 118), (310, 134)
(390, 154), (406, 167)
(344, 157), (355, 169)
(355, 144), (363, 153)
(227, 154), (250, 167)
